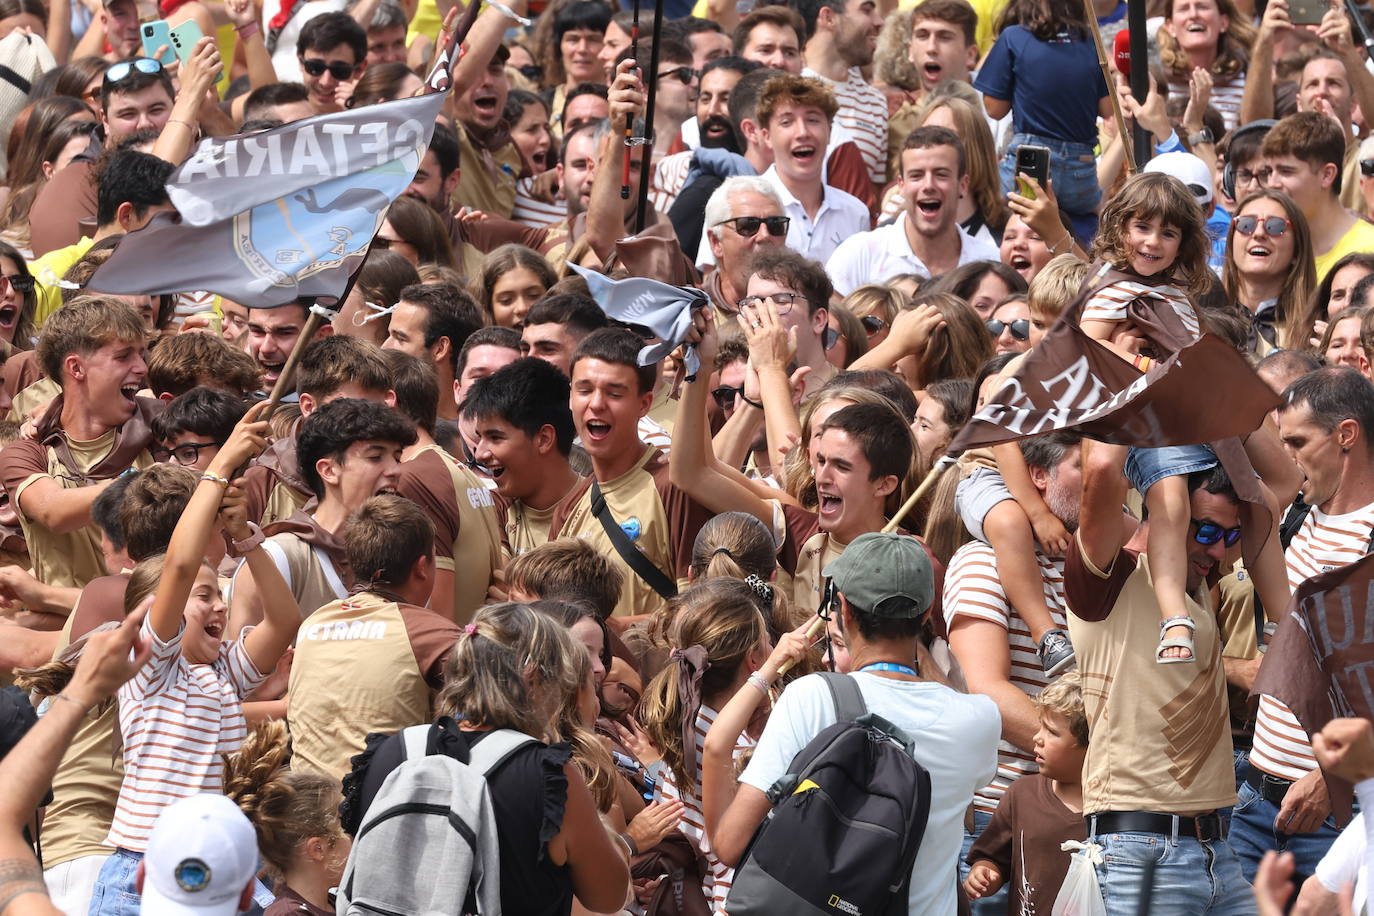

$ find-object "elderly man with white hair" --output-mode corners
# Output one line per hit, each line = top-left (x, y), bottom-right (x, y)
(700, 176), (792, 321)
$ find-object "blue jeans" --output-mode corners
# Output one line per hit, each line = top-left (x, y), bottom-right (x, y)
(959, 807), (1011, 915)
(1228, 779), (1343, 888)
(1090, 828), (1256, 916)
(88, 849), (142, 916)
(999, 132), (1101, 239)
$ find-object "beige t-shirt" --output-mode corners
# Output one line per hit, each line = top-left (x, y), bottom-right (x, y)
(1065, 533), (1236, 816)
(288, 592), (461, 782)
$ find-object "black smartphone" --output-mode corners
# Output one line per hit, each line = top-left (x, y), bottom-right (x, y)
(1287, 0), (1325, 25)
(1015, 144), (1051, 187)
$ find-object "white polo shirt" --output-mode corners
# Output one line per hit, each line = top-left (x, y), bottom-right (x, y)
(758, 165), (870, 264)
(826, 212), (1001, 296)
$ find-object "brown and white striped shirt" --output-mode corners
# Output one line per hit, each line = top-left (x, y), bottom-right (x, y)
(1081, 279), (1201, 344)
(1252, 501), (1374, 781)
(943, 541), (1069, 813)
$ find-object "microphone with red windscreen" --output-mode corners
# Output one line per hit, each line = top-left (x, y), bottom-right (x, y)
(1113, 29), (1131, 76)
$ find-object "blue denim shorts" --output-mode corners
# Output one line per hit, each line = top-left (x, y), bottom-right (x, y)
(1125, 444), (1217, 495)
(88, 848), (142, 916)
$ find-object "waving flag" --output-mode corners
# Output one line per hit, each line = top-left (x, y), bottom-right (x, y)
(91, 9), (466, 308)
(569, 263), (709, 377)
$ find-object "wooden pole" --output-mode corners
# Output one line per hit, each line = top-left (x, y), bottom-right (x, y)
(1082, 0), (1136, 175)
(261, 305), (332, 418)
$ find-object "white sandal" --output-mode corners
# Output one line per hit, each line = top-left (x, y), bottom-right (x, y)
(1156, 615), (1197, 664)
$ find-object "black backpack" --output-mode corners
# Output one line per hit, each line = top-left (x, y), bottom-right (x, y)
(726, 672), (932, 916)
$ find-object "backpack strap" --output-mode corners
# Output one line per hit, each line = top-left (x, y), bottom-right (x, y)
(466, 728), (539, 777)
(589, 481), (678, 599)
(399, 724), (432, 762)
(819, 672), (867, 723)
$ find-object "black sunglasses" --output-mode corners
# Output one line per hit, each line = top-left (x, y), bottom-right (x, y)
(1362, 158), (1374, 178)
(657, 66), (698, 84)
(300, 57), (357, 80)
(1, 274), (34, 294)
(860, 315), (887, 337)
(152, 441), (221, 464)
(986, 318), (1030, 340)
(1234, 215), (1291, 237)
(103, 57), (162, 88)
(711, 385), (744, 410)
(1191, 518), (1241, 548)
(717, 215), (789, 238)
(518, 63), (543, 81)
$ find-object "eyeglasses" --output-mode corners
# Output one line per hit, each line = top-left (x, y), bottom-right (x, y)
(1234, 215), (1291, 237)
(860, 315), (887, 337)
(711, 385), (745, 410)
(717, 215), (789, 238)
(1236, 166), (1272, 186)
(986, 318), (1030, 340)
(300, 57), (358, 80)
(103, 57), (162, 88)
(657, 66), (698, 84)
(1191, 518), (1242, 548)
(1362, 159), (1374, 178)
(152, 441), (221, 465)
(0, 274), (34, 295)
(737, 291), (805, 314)
(371, 236), (404, 250)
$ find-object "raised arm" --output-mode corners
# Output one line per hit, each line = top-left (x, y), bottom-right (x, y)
(738, 300), (806, 474)
(848, 303), (944, 382)
(586, 59), (643, 264)
(152, 36), (222, 165)
(1241, 0), (1287, 124)
(217, 471), (300, 674)
(669, 309), (775, 528)
(149, 402), (269, 643)
(449, 0), (528, 102)
(1078, 439), (1130, 572)
(0, 607), (152, 916)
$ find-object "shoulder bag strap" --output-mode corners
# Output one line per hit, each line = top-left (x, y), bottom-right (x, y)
(819, 671), (867, 723)
(589, 481), (678, 599)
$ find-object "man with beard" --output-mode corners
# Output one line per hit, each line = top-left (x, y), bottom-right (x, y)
(733, 5), (805, 74)
(943, 431), (1082, 916)
(796, 0), (887, 194)
(827, 126), (998, 294)
(651, 56), (759, 213)
(0, 299), (154, 590)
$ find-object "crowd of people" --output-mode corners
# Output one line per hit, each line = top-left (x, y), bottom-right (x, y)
(1, 0), (1374, 911)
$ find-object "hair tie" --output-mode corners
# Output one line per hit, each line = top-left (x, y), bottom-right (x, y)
(668, 645), (711, 785)
(464, 623), (478, 636)
(712, 547), (734, 559)
(744, 573), (774, 605)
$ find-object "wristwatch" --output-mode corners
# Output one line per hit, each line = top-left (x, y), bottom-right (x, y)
(230, 522), (266, 556)
(1189, 127), (1215, 146)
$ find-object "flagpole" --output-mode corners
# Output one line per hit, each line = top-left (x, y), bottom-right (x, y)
(633, 0), (665, 234)
(262, 300), (339, 416)
(620, 0), (641, 200)
(776, 457), (954, 676)
(1081, 0), (1135, 174)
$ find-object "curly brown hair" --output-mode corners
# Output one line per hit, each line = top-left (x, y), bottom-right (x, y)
(1090, 172), (1210, 298)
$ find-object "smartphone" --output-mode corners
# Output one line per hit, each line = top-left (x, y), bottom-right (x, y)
(1287, 0), (1325, 25)
(140, 20), (176, 66)
(169, 20), (223, 81)
(1015, 144), (1051, 189)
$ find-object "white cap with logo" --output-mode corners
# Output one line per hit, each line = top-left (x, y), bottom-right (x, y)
(141, 794), (259, 915)
(1143, 151), (1214, 207)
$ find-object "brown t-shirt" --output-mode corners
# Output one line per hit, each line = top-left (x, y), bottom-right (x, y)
(39, 574), (128, 867)
(549, 446), (713, 618)
(28, 159), (96, 258)
(287, 591), (461, 782)
(967, 773), (1087, 916)
(394, 445), (503, 624)
(1064, 532), (1236, 816)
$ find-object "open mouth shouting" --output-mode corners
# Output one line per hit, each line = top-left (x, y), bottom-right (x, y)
(1007, 252), (1033, 276)
(582, 418), (613, 444)
(119, 382), (141, 406)
(789, 144), (819, 169)
(0, 305), (16, 330)
(203, 618), (225, 641)
(471, 90), (501, 119)
(817, 489), (843, 521)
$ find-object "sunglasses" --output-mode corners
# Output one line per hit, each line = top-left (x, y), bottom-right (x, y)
(152, 441), (221, 465)
(1234, 215), (1291, 237)
(1191, 518), (1242, 548)
(371, 236), (404, 250)
(657, 66), (698, 84)
(300, 57), (357, 80)
(103, 57), (162, 87)
(986, 318), (1030, 340)
(711, 385), (745, 410)
(0, 274), (34, 294)
(1362, 158), (1374, 178)
(518, 63), (543, 81)
(717, 215), (789, 238)
(860, 315), (887, 337)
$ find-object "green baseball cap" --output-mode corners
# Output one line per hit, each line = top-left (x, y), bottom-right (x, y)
(822, 532), (935, 619)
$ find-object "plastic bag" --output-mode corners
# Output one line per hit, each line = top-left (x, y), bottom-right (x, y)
(1051, 840), (1107, 916)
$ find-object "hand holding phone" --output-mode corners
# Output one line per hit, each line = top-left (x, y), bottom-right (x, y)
(140, 20), (176, 66)
(1015, 144), (1051, 189)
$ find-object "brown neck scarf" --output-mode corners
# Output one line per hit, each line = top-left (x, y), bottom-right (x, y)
(35, 395), (157, 483)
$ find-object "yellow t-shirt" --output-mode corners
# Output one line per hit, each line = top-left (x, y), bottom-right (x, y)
(29, 236), (95, 329)
(1315, 218), (1374, 283)
(406, 0), (443, 48)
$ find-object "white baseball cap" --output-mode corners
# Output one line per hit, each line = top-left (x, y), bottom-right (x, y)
(141, 795), (259, 915)
(1144, 151), (1214, 206)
